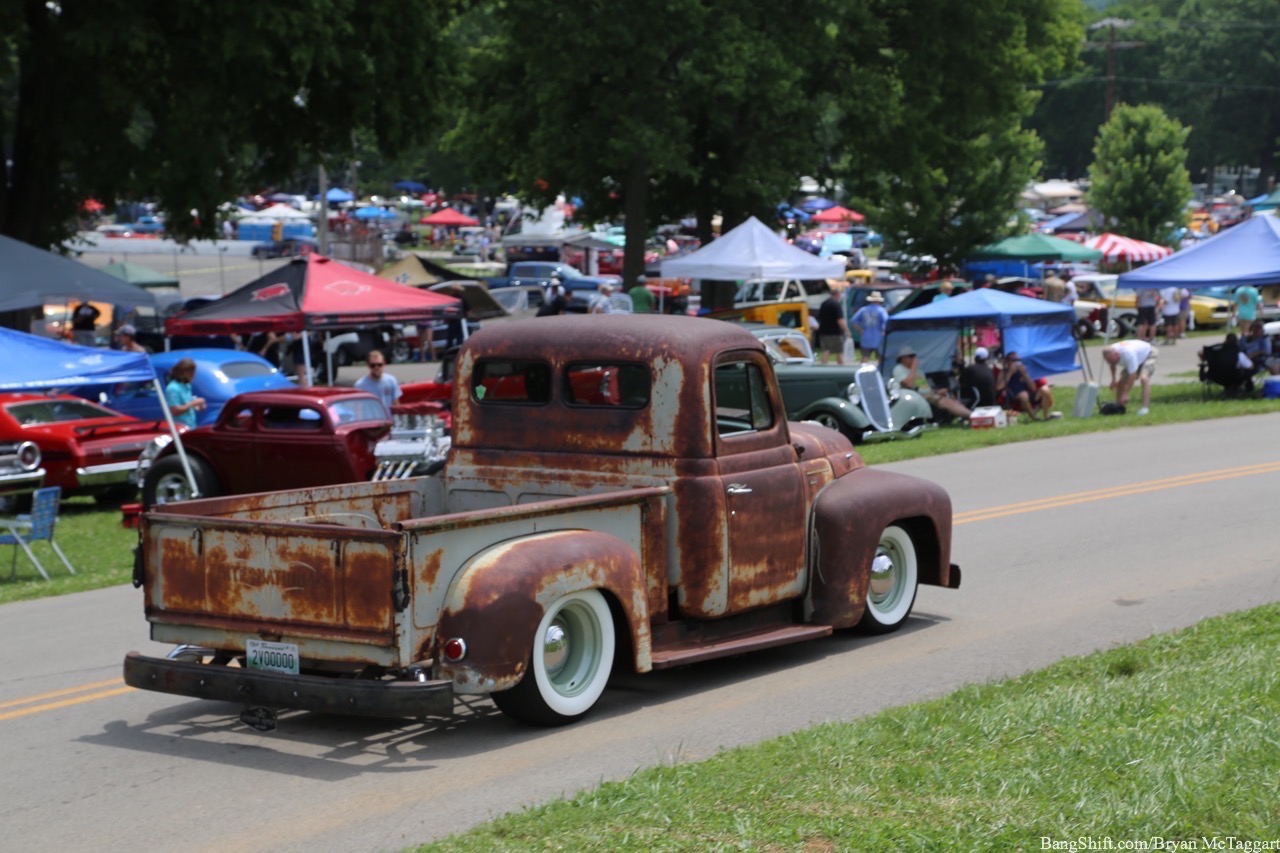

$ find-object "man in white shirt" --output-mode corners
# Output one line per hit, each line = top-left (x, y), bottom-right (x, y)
(1101, 340), (1157, 416)
(1159, 286), (1182, 344)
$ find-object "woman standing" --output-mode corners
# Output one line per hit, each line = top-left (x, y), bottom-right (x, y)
(165, 357), (206, 427)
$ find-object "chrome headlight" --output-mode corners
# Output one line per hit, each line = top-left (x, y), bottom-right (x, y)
(16, 441), (41, 471)
(845, 382), (861, 405)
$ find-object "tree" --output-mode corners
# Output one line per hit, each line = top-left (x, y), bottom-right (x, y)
(0, 1), (465, 250)
(839, 0), (1086, 266)
(1088, 103), (1192, 242)
(451, 0), (877, 303)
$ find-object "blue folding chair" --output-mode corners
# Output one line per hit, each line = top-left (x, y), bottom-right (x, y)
(1, 487), (76, 581)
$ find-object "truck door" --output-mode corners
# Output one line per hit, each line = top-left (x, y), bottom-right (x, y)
(713, 356), (808, 615)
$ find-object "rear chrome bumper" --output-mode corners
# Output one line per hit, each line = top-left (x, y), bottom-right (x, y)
(77, 460), (137, 487)
(123, 652), (454, 719)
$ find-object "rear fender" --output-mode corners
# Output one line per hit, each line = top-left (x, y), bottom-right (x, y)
(437, 530), (650, 693)
(808, 467), (955, 628)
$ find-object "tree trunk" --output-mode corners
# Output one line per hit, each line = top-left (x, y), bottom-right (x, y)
(622, 155), (650, 288)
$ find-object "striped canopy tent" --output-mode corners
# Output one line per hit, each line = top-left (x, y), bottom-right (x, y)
(1083, 233), (1174, 265)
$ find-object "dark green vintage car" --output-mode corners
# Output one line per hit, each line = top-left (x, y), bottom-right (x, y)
(773, 359), (933, 443)
(753, 330), (932, 443)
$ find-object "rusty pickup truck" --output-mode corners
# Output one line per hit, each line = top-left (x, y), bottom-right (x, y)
(124, 315), (959, 728)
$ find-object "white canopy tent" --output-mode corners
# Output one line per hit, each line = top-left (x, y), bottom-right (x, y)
(660, 216), (845, 281)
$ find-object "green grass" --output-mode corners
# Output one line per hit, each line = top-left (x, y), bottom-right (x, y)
(859, 379), (1280, 465)
(0, 496), (138, 604)
(418, 604), (1280, 851)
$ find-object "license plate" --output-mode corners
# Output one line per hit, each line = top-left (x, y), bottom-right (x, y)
(245, 639), (299, 675)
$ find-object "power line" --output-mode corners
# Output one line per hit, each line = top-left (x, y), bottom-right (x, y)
(1036, 76), (1280, 94)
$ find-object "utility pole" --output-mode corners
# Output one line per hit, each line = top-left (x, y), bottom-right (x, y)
(1085, 18), (1142, 122)
(317, 164), (330, 256)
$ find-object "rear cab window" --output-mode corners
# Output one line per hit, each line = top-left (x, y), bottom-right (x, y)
(472, 359), (553, 404)
(563, 363), (649, 408)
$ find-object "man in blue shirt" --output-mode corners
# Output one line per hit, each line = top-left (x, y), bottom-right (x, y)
(850, 291), (889, 362)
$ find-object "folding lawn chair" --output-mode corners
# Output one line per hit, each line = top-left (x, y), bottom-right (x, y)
(0, 486), (76, 581)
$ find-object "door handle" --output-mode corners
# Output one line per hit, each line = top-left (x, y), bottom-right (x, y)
(726, 484), (753, 494)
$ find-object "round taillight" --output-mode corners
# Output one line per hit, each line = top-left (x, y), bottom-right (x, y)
(442, 637), (467, 662)
(17, 441), (41, 471)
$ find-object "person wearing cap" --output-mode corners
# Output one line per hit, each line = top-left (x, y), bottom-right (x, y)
(114, 323), (149, 354)
(959, 347), (997, 409)
(627, 275), (656, 314)
(849, 290), (889, 362)
(892, 346), (972, 422)
(998, 351), (1062, 421)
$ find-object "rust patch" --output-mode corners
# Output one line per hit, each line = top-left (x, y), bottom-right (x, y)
(342, 542), (397, 631)
(437, 529), (650, 688)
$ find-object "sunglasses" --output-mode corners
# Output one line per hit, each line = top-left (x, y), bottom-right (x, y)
(369, 362), (385, 367)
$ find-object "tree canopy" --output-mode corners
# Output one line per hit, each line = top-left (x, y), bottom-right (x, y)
(0, 0), (464, 249)
(1088, 103), (1192, 243)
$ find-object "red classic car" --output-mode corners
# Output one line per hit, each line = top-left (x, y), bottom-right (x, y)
(140, 387), (388, 506)
(0, 393), (174, 505)
(138, 386), (449, 507)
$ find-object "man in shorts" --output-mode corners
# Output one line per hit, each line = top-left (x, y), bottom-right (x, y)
(1135, 289), (1159, 342)
(815, 289), (850, 364)
(1102, 339), (1157, 416)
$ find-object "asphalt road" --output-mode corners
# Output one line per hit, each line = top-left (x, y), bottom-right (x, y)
(2, 412), (1277, 852)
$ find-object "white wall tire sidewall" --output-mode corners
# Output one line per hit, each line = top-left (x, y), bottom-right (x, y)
(865, 525), (918, 628)
(530, 590), (614, 719)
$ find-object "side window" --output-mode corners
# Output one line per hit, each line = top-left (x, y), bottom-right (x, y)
(714, 361), (775, 436)
(564, 364), (649, 408)
(261, 406), (323, 430)
(473, 359), (552, 404)
(226, 406), (254, 430)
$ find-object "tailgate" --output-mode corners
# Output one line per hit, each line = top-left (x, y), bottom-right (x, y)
(141, 514), (404, 657)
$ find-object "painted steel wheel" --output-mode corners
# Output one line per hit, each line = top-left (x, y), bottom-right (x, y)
(491, 589), (615, 726)
(857, 525), (919, 634)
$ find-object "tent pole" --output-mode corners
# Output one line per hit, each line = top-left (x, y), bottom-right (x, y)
(324, 331), (334, 384)
(301, 334), (313, 387)
(152, 378), (199, 498)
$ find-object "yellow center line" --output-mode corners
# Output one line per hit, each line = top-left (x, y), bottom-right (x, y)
(0, 677), (123, 710)
(0, 684), (133, 721)
(957, 460), (1280, 524)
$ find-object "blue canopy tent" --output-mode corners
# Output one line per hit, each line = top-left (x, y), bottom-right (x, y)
(1118, 215), (1280, 289)
(325, 188), (355, 203)
(884, 288), (1079, 380)
(0, 328), (200, 495)
(354, 206), (398, 221)
(393, 180), (427, 194)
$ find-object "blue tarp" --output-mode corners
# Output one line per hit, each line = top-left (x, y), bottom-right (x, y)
(0, 327), (154, 390)
(1118, 215), (1280, 289)
(885, 288), (1079, 379)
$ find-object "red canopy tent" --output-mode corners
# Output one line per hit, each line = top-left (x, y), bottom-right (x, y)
(810, 205), (866, 224)
(164, 255), (462, 382)
(165, 254), (461, 335)
(419, 207), (480, 227)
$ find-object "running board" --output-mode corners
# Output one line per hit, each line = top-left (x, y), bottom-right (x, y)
(649, 624), (833, 670)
